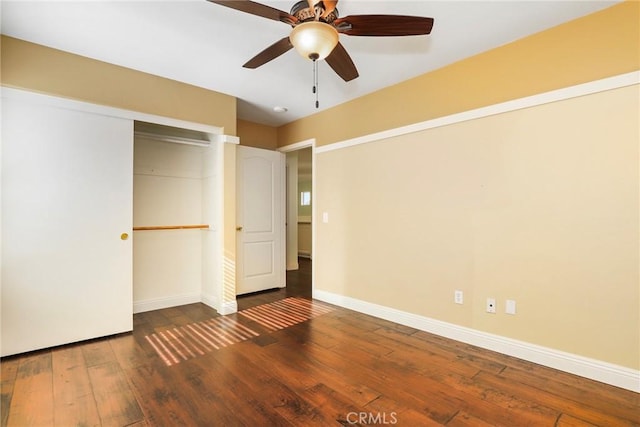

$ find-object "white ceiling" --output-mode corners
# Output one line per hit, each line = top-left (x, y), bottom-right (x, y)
(1, 0), (619, 127)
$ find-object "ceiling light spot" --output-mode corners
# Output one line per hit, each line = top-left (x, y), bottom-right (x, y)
(273, 106), (288, 113)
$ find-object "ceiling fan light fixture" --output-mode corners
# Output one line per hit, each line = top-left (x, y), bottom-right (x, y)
(290, 21), (339, 61)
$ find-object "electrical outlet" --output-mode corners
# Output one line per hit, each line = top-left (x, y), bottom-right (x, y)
(486, 297), (496, 313)
(454, 290), (463, 304)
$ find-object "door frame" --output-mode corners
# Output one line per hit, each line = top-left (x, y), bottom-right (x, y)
(278, 138), (316, 295)
(285, 153), (299, 271)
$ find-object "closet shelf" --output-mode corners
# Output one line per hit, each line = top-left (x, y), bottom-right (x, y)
(133, 224), (209, 231)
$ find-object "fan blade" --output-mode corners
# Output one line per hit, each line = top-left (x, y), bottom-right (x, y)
(243, 37), (293, 69)
(207, 0), (297, 25)
(325, 42), (358, 82)
(333, 15), (434, 36)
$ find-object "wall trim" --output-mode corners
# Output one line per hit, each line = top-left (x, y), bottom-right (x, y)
(278, 138), (315, 152)
(214, 134), (240, 145)
(133, 293), (201, 314)
(316, 71), (640, 154)
(313, 290), (640, 393)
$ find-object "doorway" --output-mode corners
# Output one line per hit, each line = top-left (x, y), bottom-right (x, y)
(233, 140), (314, 310)
(233, 141), (314, 308)
(283, 142), (314, 298)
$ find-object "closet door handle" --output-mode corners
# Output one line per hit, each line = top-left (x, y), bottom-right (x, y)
(236, 226), (243, 231)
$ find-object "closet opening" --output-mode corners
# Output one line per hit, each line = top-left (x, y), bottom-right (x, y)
(132, 121), (221, 314)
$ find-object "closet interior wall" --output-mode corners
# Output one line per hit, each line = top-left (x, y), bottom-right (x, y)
(133, 129), (218, 313)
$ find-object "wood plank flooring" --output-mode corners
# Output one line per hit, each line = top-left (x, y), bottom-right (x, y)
(2, 258), (638, 426)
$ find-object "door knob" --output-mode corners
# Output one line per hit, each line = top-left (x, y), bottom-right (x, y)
(236, 226), (243, 231)
(121, 233), (129, 240)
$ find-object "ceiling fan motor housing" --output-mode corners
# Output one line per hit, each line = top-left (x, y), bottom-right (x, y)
(290, 0), (338, 24)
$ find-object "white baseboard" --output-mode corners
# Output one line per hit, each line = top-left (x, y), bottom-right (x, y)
(202, 293), (238, 314)
(298, 251), (312, 259)
(313, 290), (640, 393)
(200, 293), (218, 312)
(219, 300), (238, 315)
(133, 293), (201, 314)
(135, 293), (238, 315)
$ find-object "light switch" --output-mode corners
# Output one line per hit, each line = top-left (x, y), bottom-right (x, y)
(322, 212), (329, 223)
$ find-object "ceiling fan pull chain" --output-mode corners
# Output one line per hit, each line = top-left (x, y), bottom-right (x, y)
(313, 59), (319, 109)
(312, 59), (316, 95)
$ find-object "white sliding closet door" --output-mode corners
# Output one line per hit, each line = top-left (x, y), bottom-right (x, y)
(1, 99), (133, 356)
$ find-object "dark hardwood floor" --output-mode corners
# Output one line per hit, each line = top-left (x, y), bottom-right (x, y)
(238, 257), (313, 310)
(2, 257), (638, 426)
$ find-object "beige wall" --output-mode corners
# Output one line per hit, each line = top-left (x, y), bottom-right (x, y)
(316, 84), (639, 369)
(237, 119), (278, 150)
(1, 36), (237, 134)
(277, 1), (639, 148)
(298, 222), (312, 258)
(276, 0), (639, 371)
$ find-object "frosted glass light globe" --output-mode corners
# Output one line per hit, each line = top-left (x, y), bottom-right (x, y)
(290, 21), (339, 61)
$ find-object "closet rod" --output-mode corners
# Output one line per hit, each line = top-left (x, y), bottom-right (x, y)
(133, 224), (210, 231)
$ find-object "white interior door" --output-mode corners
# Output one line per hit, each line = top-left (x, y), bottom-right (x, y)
(236, 146), (285, 295)
(1, 99), (133, 356)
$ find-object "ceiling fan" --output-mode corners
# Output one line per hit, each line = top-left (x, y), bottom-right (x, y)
(208, 0), (434, 82)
